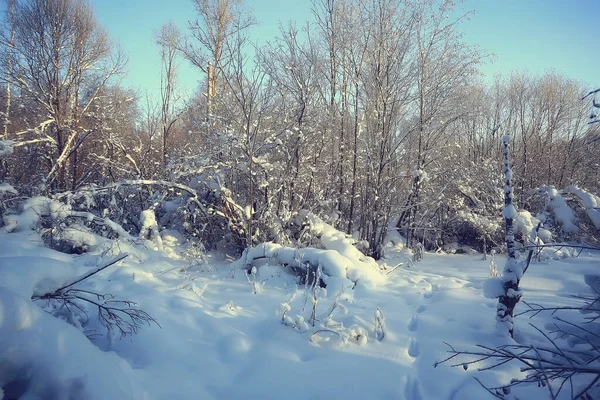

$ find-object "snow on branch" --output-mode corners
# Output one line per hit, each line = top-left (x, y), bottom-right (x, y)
(564, 185), (600, 230)
(234, 238), (383, 289)
(72, 179), (207, 214)
(494, 135), (523, 337)
(32, 254), (159, 338)
(435, 331), (600, 400)
(536, 186), (578, 234)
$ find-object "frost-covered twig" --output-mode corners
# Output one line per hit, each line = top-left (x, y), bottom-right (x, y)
(522, 244), (600, 252)
(385, 262), (405, 275)
(374, 308), (386, 341)
(435, 334), (600, 399)
(32, 254), (159, 338)
(34, 287), (159, 338)
(246, 266), (260, 294)
(310, 329), (345, 344)
(53, 254), (128, 292)
(309, 266), (322, 327)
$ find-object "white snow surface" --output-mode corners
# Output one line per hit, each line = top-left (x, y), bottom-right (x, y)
(503, 204), (517, 219)
(1, 230), (599, 399)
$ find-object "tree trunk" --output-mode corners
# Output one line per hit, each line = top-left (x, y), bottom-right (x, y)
(496, 135), (521, 338)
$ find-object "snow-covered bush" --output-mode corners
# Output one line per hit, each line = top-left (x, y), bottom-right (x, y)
(401, 158), (505, 253)
(527, 185), (600, 245)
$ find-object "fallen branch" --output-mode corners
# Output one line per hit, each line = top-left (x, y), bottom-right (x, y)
(435, 325), (600, 399)
(522, 244), (600, 252)
(54, 254), (128, 292)
(32, 254), (159, 338)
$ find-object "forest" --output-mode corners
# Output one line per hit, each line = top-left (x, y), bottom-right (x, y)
(0, 0), (599, 399)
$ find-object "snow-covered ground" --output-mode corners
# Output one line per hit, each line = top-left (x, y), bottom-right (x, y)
(1, 232), (598, 399)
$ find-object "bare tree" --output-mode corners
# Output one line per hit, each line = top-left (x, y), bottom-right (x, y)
(496, 134), (521, 338)
(0, 0), (126, 191)
(1, 0), (15, 140)
(156, 21), (183, 168)
(404, 0), (483, 249)
(184, 0), (256, 119)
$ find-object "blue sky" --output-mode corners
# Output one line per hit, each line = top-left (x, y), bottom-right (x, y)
(91, 0), (599, 97)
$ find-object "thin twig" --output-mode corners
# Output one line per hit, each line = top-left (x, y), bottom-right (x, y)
(54, 254), (128, 292)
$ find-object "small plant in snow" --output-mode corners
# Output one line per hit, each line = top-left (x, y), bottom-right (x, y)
(177, 280), (208, 299)
(348, 325), (369, 346)
(246, 266), (263, 294)
(293, 315), (310, 332)
(374, 308), (386, 341)
(323, 289), (347, 328)
(280, 291), (297, 325)
(183, 240), (209, 272)
(488, 250), (500, 278)
(220, 300), (240, 315)
(413, 242), (424, 262)
(309, 266), (323, 326)
(280, 292), (309, 332)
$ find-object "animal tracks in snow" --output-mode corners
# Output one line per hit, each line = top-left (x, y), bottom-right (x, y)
(406, 279), (438, 359)
(407, 315), (418, 332)
(407, 338), (420, 357)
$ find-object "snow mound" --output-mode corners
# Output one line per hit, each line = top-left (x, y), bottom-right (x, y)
(0, 286), (147, 400)
(139, 209), (163, 251)
(0, 256), (78, 299)
(2, 196), (72, 233)
(300, 211), (379, 268)
(236, 241), (383, 288)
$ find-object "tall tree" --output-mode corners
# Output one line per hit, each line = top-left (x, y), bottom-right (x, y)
(156, 21), (183, 168)
(0, 0), (125, 190)
(184, 0), (256, 119)
(404, 0), (482, 248)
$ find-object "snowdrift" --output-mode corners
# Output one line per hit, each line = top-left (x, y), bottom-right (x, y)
(234, 212), (383, 290)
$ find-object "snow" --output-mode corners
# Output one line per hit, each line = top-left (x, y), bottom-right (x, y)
(565, 185), (600, 230)
(1, 229), (600, 399)
(0, 183), (17, 195)
(412, 169), (429, 182)
(140, 209), (158, 231)
(514, 210), (552, 243)
(0, 139), (14, 160)
(503, 204), (517, 219)
(298, 211), (383, 286)
(139, 209), (163, 251)
(1, 196), (77, 233)
(483, 277), (505, 299)
(538, 186), (578, 233)
(0, 286), (146, 399)
(235, 242), (355, 290)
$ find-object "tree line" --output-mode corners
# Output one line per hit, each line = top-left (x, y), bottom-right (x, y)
(0, 0), (598, 257)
